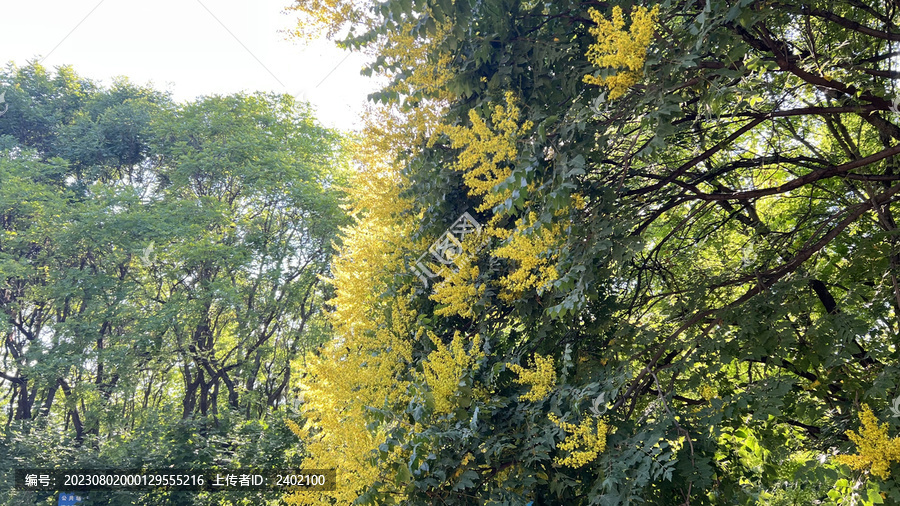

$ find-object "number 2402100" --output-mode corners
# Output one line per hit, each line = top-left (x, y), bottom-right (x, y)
(275, 474), (327, 487)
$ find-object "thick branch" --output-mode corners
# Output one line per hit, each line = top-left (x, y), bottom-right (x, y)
(688, 144), (900, 201)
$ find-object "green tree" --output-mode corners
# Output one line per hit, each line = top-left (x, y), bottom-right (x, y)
(0, 62), (347, 505)
(147, 92), (346, 420)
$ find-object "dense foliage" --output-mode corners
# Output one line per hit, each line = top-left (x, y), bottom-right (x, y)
(0, 63), (348, 505)
(285, 0), (900, 504)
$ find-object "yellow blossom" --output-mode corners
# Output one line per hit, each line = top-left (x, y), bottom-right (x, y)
(422, 332), (484, 414)
(434, 91), (533, 212)
(430, 243), (485, 318)
(281, 3), (485, 505)
(284, 87), (425, 506)
(835, 404), (900, 480)
(548, 413), (609, 468)
(284, 418), (303, 438)
(583, 5), (660, 98)
(698, 384), (717, 401)
(507, 354), (556, 402)
(493, 212), (564, 299)
(572, 193), (588, 210)
(432, 93), (570, 302)
(285, 0), (360, 39)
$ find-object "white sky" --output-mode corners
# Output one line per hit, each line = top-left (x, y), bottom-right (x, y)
(0, 0), (379, 131)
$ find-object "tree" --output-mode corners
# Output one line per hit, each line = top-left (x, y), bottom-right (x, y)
(0, 62), (347, 505)
(286, 0), (900, 504)
(146, 92), (346, 421)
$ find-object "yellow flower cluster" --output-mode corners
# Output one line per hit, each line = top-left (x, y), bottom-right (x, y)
(507, 354), (556, 402)
(284, 418), (303, 438)
(447, 452), (476, 483)
(430, 250), (485, 318)
(282, 5), (459, 506)
(285, 102), (423, 505)
(836, 404), (900, 480)
(430, 92), (570, 303)
(422, 332), (484, 415)
(572, 193), (588, 210)
(493, 212), (563, 299)
(583, 5), (660, 99)
(698, 384), (717, 401)
(381, 25), (455, 100)
(434, 91), (533, 212)
(548, 413), (609, 468)
(285, 0), (360, 40)
(287, 297), (417, 505)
